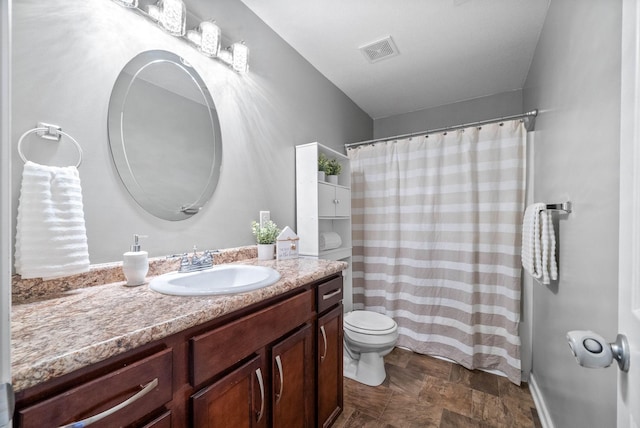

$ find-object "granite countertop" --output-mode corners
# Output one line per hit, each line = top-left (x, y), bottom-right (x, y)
(11, 250), (347, 393)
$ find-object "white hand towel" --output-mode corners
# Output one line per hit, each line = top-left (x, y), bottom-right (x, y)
(544, 211), (558, 283)
(319, 232), (342, 251)
(521, 203), (544, 280)
(521, 203), (557, 285)
(15, 161), (90, 279)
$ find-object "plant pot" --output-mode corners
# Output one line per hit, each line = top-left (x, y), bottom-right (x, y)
(326, 174), (338, 184)
(318, 171), (326, 181)
(257, 243), (275, 260)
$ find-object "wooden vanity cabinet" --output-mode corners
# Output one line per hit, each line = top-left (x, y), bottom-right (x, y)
(190, 289), (315, 428)
(13, 273), (344, 428)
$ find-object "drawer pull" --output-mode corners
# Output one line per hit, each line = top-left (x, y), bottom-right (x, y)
(255, 368), (265, 422)
(320, 325), (328, 362)
(275, 355), (284, 404)
(57, 378), (158, 428)
(322, 288), (342, 300)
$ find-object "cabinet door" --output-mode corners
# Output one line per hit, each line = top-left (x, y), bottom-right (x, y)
(318, 183), (336, 217)
(334, 186), (351, 217)
(317, 306), (344, 428)
(191, 355), (267, 428)
(271, 324), (314, 428)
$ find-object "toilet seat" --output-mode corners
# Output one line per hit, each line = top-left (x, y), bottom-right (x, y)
(344, 311), (397, 335)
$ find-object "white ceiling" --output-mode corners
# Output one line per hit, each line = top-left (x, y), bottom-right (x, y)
(239, 0), (550, 119)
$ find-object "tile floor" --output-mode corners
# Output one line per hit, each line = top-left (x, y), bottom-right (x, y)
(333, 347), (542, 428)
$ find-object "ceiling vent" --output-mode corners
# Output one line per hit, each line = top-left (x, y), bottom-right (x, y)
(359, 36), (399, 63)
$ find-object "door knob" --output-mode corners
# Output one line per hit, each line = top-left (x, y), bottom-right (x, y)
(566, 330), (630, 372)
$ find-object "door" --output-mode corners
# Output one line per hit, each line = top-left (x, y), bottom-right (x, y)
(318, 183), (336, 217)
(0, 2), (12, 427)
(619, 1), (640, 426)
(317, 306), (343, 428)
(191, 355), (267, 428)
(270, 324), (313, 428)
(334, 187), (351, 217)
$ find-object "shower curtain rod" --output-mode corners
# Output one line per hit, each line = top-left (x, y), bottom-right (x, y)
(344, 109), (538, 150)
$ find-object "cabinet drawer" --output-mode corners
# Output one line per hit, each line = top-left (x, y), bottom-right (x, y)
(317, 276), (343, 313)
(142, 410), (172, 428)
(191, 290), (313, 386)
(17, 348), (173, 428)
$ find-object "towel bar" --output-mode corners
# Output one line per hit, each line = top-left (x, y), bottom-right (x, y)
(546, 201), (572, 213)
(17, 123), (83, 168)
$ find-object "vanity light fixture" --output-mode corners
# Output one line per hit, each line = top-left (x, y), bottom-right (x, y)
(112, 0), (250, 73)
(146, 4), (161, 21)
(113, 0), (138, 8)
(186, 20), (221, 57)
(185, 29), (202, 47)
(217, 48), (233, 65)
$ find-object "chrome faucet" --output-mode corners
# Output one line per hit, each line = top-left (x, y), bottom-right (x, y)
(168, 246), (217, 273)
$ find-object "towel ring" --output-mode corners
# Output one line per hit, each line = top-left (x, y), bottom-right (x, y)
(17, 127), (83, 168)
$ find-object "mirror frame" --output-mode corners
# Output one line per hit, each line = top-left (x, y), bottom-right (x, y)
(108, 50), (222, 221)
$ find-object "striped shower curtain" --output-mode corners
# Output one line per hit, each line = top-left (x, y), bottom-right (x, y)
(347, 120), (526, 384)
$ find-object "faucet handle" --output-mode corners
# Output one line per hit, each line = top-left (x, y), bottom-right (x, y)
(167, 252), (190, 266)
(167, 252), (188, 259)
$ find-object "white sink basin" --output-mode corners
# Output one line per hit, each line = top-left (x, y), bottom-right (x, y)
(149, 265), (281, 296)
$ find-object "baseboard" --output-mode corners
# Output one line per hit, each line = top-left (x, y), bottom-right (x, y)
(529, 373), (555, 428)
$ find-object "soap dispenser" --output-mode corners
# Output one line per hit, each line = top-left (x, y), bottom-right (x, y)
(123, 234), (148, 286)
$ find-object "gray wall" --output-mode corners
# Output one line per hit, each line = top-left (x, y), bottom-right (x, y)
(523, 1), (621, 427)
(373, 90), (523, 140)
(11, 0), (372, 265)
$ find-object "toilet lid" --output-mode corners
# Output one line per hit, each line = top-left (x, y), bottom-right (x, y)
(344, 311), (397, 334)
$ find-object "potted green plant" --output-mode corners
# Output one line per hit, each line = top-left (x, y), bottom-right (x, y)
(325, 158), (342, 184)
(318, 152), (329, 181)
(251, 220), (280, 260)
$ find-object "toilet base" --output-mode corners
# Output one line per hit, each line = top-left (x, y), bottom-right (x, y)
(343, 351), (387, 386)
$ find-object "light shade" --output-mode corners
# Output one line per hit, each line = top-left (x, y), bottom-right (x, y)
(199, 21), (221, 57)
(157, 0), (186, 36)
(231, 42), (249, 73)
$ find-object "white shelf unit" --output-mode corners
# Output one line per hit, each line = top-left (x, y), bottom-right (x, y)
(296, 142), (353, 311)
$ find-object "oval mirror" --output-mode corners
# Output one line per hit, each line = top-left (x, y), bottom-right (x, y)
(108, 50), (222, 221)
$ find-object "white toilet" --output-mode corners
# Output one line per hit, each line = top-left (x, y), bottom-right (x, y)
(343, 310), (399, 386)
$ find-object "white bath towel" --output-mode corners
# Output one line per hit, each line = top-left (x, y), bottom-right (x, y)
(15, 161), (90, 279)
(521, 203), (557, 284)
(319, 232), (342, 251)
